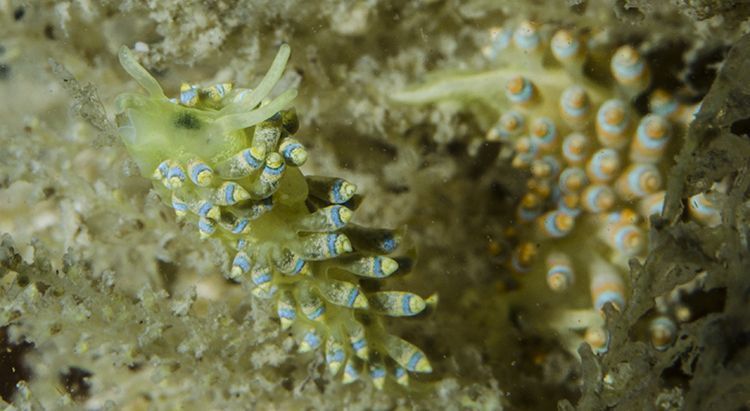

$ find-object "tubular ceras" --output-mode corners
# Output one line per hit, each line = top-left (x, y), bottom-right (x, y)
(115, 44), (434, 388)
(393, 20), (716, 355)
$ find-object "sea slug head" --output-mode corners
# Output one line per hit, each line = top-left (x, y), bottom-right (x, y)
(114, 45), (297, 178)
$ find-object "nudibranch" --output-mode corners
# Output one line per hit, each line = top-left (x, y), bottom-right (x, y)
(393, 21), (711, 356)
(115, 44), (435, 389)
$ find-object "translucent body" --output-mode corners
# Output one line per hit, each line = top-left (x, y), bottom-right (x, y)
(115, 44), (432, 388)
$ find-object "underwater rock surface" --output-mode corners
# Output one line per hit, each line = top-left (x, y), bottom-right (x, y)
(1, 1), (749, 410)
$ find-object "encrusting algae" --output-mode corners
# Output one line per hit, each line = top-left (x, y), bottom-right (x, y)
(115, 44), (435, 389)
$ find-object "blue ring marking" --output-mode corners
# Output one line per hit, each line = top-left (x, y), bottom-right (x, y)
(614, 59), (645, 80)
(236, 239), (247, 249)
(168, 166), (186, 181)
(627, 165), (651, 196)
(652, 100), (678, 117)
(689, 197), (704, 213)
(290, 257), (305, 274)
(304, 331), (321, 349)
(552, 37), (579, 59)
(264, 162), (285, 176)
(327, 348), (345, 362)
(252, 271), (272, 285)
(562, 89), (589, 118)
(242, 149), (262, 169)
(646, 199), (664, 216)
(278, 307), (296, 320)
(562, 136), (585, 162)
(370, 367), (386, 378)
(614, 225), (639, 253)
(395, 367), (406, 378)
(544, 212), (565, 237)
(589, 149), (617, 181)
(514, 28), (540, 51)
(198, 218), (215, 234)
(331, 179), (345, 203)
(214, 83), (225, 97)
(605, 211), (623, 225)
(346, 287), (359, 307)
(224, 183), (236, 204)
(329, 206), (344, 228)
(308, 305), (325, 320)
(547, 266), (572, 281)
(401, 294), (413, 315)
(559, 168), (582, 193)
(172, 199), (188, 212)
(344, 362), (359, 378)
(690, 195), (715, 216)
(190, 163), (211, 184)
(585, 186), (606, 212)
(381, 236), (397, 253)
(406, 351), (423, 371)
(157, 161), (170, 177)
(595, 290), (625, 311)
(558, 198), (582, 217)
(494, 29), (512, 49)
(180, 88), (198, 105)
(327, 234), (338, 256)
(637, 116), (670, 150)
(256, 284), (278, 299)
(497, 112), (525, 139)
(507, 79), (533, 104)
(597, 101), (628, 135)
(531, 118), (556, 146)
(232, 218), (249, 234)
(486, 29), (512, 60)
(351, 338), (367, 351)
(373, 257), (384, 277)
(282, 142), (303, 159)
(251, 198), (274, 217)
(198, 201), (213, 217)
(233, 254), (251, 273)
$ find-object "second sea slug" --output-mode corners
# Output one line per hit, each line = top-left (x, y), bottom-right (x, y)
(115, 44), (434, 389)
(393, 20), (715, 356)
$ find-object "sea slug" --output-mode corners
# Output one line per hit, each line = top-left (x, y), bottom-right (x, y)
(115, 44), (435, 389)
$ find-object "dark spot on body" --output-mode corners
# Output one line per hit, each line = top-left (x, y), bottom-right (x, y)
(174, 111), (201, 130)
(13, 7), (24, 21)
(0, 64), (9, 80)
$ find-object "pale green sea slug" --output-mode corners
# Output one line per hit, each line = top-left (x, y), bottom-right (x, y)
(393, 20), (718, 356)
(115, 44), (435, 389)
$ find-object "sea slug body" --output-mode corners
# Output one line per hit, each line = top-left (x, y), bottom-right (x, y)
(115, 44), (434, 388)
(393, 20), (708, 355)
